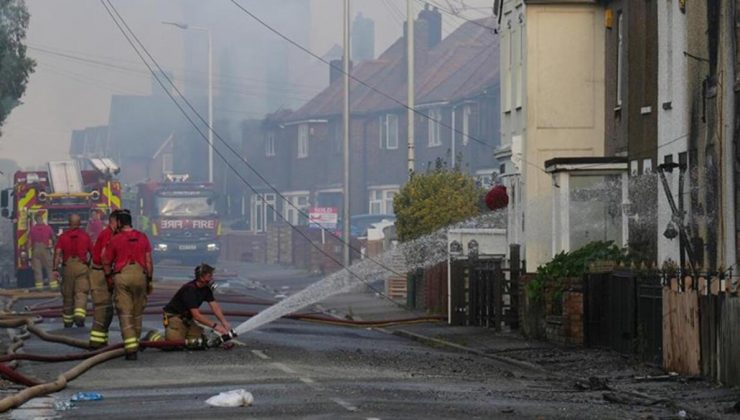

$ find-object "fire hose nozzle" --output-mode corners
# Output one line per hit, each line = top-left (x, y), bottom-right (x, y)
(206, 329), (238, 348)
(220, 329), (238, 343)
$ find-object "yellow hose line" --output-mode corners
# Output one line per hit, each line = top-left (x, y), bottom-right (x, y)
(0, 348), (125, 413)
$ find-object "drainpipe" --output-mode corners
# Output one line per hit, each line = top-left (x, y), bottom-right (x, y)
(451, 106), (457, 169)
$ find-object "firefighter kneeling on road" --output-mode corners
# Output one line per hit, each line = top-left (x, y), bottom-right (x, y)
(152, 263), (232, 349)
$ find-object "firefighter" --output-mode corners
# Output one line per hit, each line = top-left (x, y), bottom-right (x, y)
(86, 210), (104, 244)
(53, 214), (92, 328)
(87, 210), (119, 349)
(29, 212), (56, 290)
(160, 263), (231, 349)
(103, 210), (153, 360)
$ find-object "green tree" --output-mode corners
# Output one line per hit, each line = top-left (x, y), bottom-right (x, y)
(0, 0), (35, 131)
(393, 168), (482, 242)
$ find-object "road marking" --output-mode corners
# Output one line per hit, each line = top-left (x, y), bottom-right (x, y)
(271, 362), (297, 374)
(367, 418), (381, 420)
(251, 349), (270, 360)
(299, 377), (324, 391)
(331, 397), (359, 412)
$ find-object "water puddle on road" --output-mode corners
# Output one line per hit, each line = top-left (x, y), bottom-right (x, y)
(233, 211), (505, 336)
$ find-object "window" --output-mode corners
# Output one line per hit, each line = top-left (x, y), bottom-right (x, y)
(476, 170), (498, 188)
(379, 114), (399, 150)
(630, 160), (639, 176)
(251, 193), (277, 232)
(265, 132), (276, 157)
(369, 190), (382, 215)
(616, 11), (624, 108)
(368, 187), (399, 214)
(283, 193), (310, 226)
(428, 108), (442, 147)
(642, 159), (653, 174)
(297, 124), (309, 158)
(461, 105), (472, 146)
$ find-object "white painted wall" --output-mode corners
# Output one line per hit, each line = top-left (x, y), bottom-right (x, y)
(656, 0), (689, 265)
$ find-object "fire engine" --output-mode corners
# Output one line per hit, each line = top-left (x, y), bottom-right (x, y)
(137, 174), (221, 265)
(0, 159), (122, 287)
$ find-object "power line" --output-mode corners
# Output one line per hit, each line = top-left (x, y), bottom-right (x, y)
(28, 44), (327, 93)
(101, 0), (409, 309)
(418, 0), (498, 32)
(30, 46), (321, 101)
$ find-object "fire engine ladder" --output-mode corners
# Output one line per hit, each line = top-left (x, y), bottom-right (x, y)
(48, 160), (83, 194)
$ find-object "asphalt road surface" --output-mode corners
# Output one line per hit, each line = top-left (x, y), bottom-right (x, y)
(5, 262), (676, 419)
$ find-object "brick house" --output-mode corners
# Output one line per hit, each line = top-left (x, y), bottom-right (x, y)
(242, 10), (500, 232)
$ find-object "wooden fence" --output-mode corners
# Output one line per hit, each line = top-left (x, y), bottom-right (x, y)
(663, 276), (740, 386)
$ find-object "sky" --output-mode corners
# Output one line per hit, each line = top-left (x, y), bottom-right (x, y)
(0, 0), (494, 168)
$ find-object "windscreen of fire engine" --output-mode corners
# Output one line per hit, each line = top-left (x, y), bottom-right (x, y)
(155, 196), (215, 217)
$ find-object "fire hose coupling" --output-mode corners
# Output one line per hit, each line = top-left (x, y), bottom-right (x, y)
(205, 329), (238, 348)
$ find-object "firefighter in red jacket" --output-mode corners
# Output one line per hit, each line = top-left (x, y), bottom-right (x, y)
(103, 210), (153, 360)
(88, 210), (119, 349)
(53, 214), (93, 328)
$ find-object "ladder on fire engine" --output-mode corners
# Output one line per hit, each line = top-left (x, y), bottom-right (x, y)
(48, 160), (83, 194)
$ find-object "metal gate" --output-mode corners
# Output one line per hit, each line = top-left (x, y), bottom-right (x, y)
(584, 270), (662, 363)
(637, 274), (663, 365)
(584, 270), (635, 355)
(449, 247), (522, 329)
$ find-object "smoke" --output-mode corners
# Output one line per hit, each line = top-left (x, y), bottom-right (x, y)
(0, 0), (492, 168)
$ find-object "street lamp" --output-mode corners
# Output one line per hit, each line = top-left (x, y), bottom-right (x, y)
(162, 21), (214, 184)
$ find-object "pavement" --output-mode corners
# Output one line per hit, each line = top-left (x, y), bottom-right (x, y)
(1, 261), (738, 418)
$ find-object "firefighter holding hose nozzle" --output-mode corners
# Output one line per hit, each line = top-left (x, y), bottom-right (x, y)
(152, 263), (235, 349)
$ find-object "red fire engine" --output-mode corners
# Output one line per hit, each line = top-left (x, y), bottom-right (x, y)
(137, 174), (221, 265)
(0, 159), (122, 287)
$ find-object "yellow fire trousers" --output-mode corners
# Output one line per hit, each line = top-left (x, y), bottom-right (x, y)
(88, 268), (113, 347)
(113, 264), (148, 354)
(31, 243), (57, 289)
(61, 258), (89, 326)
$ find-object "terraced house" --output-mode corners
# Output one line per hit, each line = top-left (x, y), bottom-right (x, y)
(241, 8), (501, 232)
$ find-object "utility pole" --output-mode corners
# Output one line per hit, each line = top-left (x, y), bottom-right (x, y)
(407, 0), (415, 177)
(342, 0), (351, 267)
(207, 29), (213, 184)
(162, 22), (213, 183)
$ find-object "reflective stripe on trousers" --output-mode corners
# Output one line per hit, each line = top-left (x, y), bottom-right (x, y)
(89, 268), (114, 335)
(114, 264), (147, 353)
(62, 258), (89, 323)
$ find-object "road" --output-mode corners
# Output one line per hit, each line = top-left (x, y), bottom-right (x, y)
(5, 262), (676, 419)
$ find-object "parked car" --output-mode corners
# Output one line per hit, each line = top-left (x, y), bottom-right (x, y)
(350, 214), (396, 238)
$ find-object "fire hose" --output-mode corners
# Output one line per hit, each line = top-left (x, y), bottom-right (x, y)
(0, 290), (444, 413)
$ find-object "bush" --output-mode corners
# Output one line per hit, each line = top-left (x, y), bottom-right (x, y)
(393, 168), (483, 242)
(526, 241), (627, 311)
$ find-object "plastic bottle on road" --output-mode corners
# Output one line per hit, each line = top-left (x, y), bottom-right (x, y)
(71, 392), (103, 402)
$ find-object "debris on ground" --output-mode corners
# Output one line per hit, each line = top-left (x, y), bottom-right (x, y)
(575, 376), (610, 391)
(205, 389), (254, 407)
(70, 392), (103, 402)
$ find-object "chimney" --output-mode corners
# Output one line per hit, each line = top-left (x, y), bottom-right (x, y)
(418, 4), (442, 48)
(403, 14), (431, 74)
(352, 12), (375, 62)
(330, 58), (353, 84)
